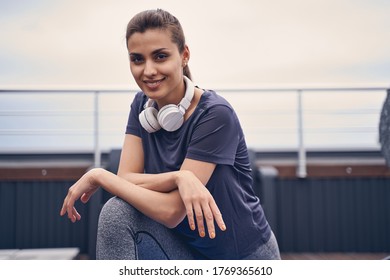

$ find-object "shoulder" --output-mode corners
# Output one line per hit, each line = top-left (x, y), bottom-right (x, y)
(197, 90), (234, 114)
(130, 91), (147, 112)
(133, 91), (147, 103)
(193, 90), (240, 129)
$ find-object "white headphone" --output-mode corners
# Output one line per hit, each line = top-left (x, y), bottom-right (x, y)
(139, 76), (195, 133)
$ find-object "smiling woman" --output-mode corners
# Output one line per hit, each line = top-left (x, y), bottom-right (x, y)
(60, 8), (281, 260)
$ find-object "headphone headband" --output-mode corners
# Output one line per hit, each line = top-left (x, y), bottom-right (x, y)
(179, 76), (194, 111)
(139, 76), (195, 132)
(143, 76), (194, 110)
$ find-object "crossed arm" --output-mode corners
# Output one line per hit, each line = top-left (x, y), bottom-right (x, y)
(60, 134), (226, 239)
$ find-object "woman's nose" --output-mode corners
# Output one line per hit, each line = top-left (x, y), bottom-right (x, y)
(143, 60), (157, 76)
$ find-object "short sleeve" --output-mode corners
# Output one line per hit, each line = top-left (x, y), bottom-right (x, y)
(186, 105), (239, 165)
(126, 92), (145, 137)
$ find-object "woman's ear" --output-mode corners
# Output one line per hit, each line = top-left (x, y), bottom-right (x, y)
(182, 45), (190, 66)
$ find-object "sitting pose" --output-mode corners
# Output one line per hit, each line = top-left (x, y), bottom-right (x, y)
(60, 9), (280, 260)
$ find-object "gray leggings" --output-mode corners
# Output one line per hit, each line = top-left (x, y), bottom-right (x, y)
(96, 196), (281, 260)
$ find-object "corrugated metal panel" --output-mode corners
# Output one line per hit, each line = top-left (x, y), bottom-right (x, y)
(1, 175), (389, 255)
(0, 180), (90, 254)
(273, 177), (390, 253)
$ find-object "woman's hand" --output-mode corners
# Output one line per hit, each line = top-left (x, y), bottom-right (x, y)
(175, 170), (226, 239)
(60, 168), (102, 223)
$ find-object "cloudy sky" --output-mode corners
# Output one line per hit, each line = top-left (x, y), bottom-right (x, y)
(1, 0), (390, 153)
(1, 0), (390, 89)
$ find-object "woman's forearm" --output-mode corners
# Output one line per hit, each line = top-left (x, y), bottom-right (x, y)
(94, 168), (186, 228)
(117, 170), (180, 192)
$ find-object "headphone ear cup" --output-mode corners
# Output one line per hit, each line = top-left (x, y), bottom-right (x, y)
(139, 107), (161, 133)
(157, 105), (184, 132)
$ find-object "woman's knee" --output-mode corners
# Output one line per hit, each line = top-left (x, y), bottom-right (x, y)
(96, 197), (195, 260)
(96, 197), (139, 259)
(98, 196), (139, 229)
(97, 197), (138, 252)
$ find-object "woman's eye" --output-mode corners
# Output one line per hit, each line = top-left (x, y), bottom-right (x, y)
(155, 53), (168, 61)
(130, 55), (144, 64)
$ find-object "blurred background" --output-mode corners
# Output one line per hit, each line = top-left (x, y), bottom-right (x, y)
(0, 0), (389, 259)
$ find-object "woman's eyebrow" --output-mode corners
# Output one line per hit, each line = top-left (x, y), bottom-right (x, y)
(129, 48), (169, 56)
(151, 48), (168, 54)
(128, 52), (141, 56)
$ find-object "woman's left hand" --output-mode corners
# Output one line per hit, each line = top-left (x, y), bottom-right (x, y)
(60, 168), (101, 222)
(175, 170), (226, 239)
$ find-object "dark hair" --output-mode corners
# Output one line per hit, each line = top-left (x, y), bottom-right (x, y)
(126, 9), (192, 80)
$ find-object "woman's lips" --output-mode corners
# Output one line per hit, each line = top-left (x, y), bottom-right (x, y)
(144, 78), (165, 90)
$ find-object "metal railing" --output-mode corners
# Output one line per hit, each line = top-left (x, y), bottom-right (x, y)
(1, 85), (388, 177)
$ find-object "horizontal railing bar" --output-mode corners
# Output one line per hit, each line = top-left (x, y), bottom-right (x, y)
(0, 111), (93, 116)
(0, 129), (94, 135)
(0, 87), (137, 93)
(218, 87), (389, 93)
(0, 109), (380, 117)
(303, 110), (380, 114)
(0, 127), (367, 133)
(0, 85), (388, 94)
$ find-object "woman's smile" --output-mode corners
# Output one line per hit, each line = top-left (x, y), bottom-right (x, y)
(143, 77), (166, 91)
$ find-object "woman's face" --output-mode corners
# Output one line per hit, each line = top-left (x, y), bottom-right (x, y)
(127, 28), (189, 107)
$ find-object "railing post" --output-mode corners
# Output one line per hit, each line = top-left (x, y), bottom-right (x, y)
(93, 91), (101, 167)
(297, 90), (307, 178)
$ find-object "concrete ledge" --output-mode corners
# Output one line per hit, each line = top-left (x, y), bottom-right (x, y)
(0, 248), (80, 260)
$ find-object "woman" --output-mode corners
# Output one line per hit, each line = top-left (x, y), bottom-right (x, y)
(60, 9), (280, 260)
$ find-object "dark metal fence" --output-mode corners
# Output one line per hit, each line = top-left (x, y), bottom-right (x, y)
(270, 177), (390, 252)
(1, 152), (389, 257)
(0, 180), (89, 252)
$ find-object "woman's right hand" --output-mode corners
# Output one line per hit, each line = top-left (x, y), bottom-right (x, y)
(175, 170), (226, 239)
(60, 168), (102, 223)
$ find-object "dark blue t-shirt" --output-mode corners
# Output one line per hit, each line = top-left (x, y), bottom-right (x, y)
(126, 90), (271, 259)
